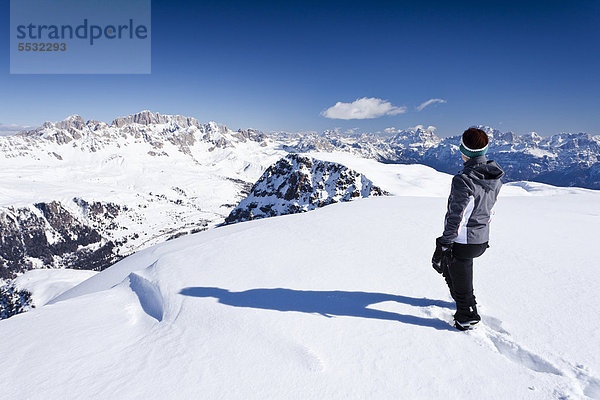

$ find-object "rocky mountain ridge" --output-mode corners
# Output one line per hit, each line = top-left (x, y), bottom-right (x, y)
(2, 111), (267, 160)
(5, 111), (598, 188)
(225, 154), (387, 224)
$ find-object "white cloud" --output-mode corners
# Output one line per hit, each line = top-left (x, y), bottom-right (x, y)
(0, 123), (33, 136)
(322, 97), (407, 120)
(416, 98), (446, 111)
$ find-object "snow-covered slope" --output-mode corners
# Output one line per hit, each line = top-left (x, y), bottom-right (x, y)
(307, 151), (454, 197)
(14, 268), (97, 307)
(0, 111), (286, 279)
(1, 178), (599, 399)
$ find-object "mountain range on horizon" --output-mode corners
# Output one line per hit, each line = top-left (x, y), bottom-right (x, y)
(5, 110), (599, 189)
(5, 109), (597, 139)
(0, 110), (598, 289)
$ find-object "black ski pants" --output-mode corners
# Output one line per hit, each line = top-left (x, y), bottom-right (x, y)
(442, 242), (488, 310)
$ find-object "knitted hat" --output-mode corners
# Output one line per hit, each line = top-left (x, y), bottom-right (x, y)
(460, 128), (489, 158)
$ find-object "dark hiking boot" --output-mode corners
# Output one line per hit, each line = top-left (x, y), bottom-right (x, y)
(454, 305), (481, 331)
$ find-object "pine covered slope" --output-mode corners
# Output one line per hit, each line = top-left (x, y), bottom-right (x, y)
(0, 200), (123, 280)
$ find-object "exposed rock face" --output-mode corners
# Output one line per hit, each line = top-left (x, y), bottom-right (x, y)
(0, 201), (121, 281)
(225, 154), (388, 224)
(278, 126), (600, 189)
(111, 110), (201, 128)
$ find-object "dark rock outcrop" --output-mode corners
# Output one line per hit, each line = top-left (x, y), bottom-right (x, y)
(225, 154), (388, 224)
(0, 201), (122, 281)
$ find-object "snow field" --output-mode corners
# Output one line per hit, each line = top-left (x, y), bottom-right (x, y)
(2, 188), (599, 399)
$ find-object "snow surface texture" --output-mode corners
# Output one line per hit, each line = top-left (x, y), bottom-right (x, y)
(1, 164), (599, 399)
(1, 269), (96, 320)
(225, 154), (387, 223)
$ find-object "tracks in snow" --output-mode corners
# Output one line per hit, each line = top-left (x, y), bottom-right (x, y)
(422, 305), (600, 399)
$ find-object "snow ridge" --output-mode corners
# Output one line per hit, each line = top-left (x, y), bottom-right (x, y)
(128, 270), (164, 322)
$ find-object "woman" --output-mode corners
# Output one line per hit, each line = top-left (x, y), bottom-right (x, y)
(432, 128), (504, 331)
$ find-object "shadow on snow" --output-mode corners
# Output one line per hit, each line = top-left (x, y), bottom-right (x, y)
(179, 287), (454, 331)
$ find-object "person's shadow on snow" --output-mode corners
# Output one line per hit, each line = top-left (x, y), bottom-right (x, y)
(178, 287), (455, 331)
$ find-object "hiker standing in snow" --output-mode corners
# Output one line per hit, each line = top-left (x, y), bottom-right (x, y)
(432, 128), (504, 331)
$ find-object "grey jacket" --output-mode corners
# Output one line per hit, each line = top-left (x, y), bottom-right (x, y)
(440, 156), (504, 245)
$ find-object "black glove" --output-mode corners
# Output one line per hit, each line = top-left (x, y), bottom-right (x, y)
(432, 237), (452, 274)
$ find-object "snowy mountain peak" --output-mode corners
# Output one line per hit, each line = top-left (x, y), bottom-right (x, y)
(63, 114), (86, 124)
(496, 131), (519, 143)
(389, 126), (441, 147)
(111, 110), (202, 129)
(470, 125), (502, 141)
(225, 154), (387, 223)
(3, 180), (599, 399)
(18, 114), (87, 138)
(522, 131), (543, 144)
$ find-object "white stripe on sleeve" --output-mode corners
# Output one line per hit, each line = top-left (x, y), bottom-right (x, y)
(456, 195), (475, 244)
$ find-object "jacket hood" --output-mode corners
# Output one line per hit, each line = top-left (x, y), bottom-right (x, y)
(463, 156), (504, 191)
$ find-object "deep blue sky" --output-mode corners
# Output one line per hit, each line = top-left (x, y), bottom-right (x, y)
(1, 0), (599, 137)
